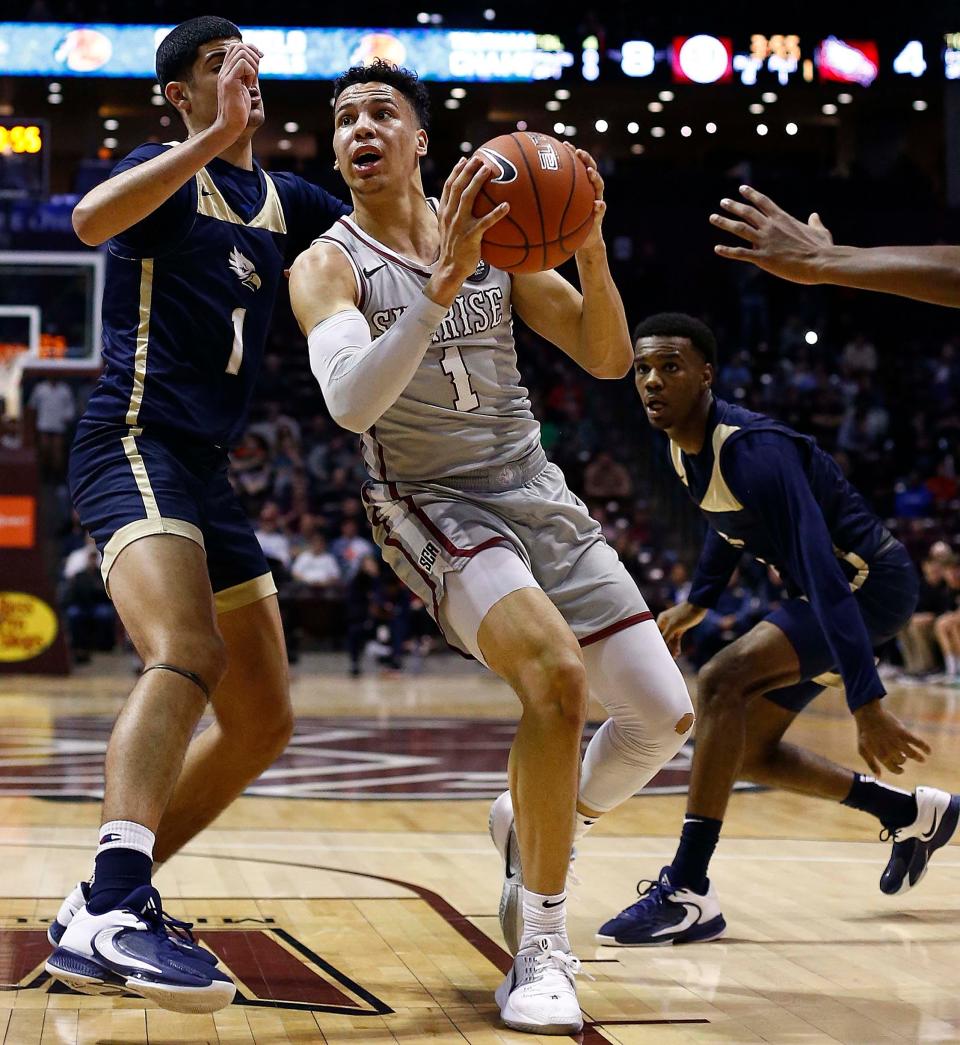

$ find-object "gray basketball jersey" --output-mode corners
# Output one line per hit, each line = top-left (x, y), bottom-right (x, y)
(316, 208), (542, 481)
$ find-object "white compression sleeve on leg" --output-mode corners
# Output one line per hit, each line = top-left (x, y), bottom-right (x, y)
(579, 620), (695, 814)
(307, 294), (448, 433)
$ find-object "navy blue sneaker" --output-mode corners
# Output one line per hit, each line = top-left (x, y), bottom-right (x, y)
(45, 886), (235, 1012)
(596, 867), (726, 946)
(48, 880), (217, 965)
(880, 786), (960, 896)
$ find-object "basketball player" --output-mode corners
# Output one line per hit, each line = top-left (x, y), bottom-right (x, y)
(288, 62), (694, 1034)
(45, 17), (346, 1010)
(711, 184), (960, 306)
(597, 312), (957, 947)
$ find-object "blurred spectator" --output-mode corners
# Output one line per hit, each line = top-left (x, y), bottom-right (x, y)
(63, 535), (99, 580)
(231, 433), (274, 502)
(254, 502), (291, 571)
(345, 553), (381, 677)
(933, 557), (960, 684)
(62, 544), (115, 663)
(895, 473), (935, 520)
(292, 533), (341, 592)
(687, 569), (766, 667)
(717, 351), (752, 394)
(332, 517), (375, 582)
(583, 451), (633, 501)
(840, 333), (878, 375)
(28, 376), (75, 478)
(901, 554), (949, 677)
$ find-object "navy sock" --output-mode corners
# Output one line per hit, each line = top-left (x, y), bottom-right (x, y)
(842, 773), (917, 830)
(670, 816), (723, 893)
(87, 848), (153, 914)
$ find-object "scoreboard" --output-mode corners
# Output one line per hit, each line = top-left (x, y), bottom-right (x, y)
(0, 119), (48, 199)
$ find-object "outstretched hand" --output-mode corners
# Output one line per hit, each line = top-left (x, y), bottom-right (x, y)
(657, 602), (707, 659)
(710, 185), (834, 285)
(854, 700), (931, 777)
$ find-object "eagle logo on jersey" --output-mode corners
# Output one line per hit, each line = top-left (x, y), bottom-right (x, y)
(477, 147), (518, 184)
(228, 246), (261, 291)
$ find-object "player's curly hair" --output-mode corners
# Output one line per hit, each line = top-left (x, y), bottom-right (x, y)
(333, 60), (431, 130)
(156, 16), (241, 91)
(632, 312), (718, 368)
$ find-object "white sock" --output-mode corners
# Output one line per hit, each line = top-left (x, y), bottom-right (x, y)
(947, 653), (959, 677)
(573, 810), (599, 842)
(519, 888), (569, 952)
(96, 820), (155, 860)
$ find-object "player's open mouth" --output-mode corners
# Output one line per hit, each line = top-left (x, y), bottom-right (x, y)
(644, 398), (667, 416)
(352, 149), (383, 173)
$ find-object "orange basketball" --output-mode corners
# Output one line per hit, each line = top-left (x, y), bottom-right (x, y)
(472, 132), (596, 274)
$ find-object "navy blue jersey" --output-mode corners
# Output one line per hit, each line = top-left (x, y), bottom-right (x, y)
(83, 142), (348, 446)
(672, 397), (897, 709)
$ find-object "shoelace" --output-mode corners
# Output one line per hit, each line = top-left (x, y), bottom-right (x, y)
(139, 894), (200, 951)
(531, 945), (586, 983)
(879, 826), (900, 843)
(627, 878), (664, 910)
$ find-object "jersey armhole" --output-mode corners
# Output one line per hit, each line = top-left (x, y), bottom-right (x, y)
(312, 236), (367, 311)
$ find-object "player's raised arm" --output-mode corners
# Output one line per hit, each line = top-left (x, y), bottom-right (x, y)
(290, 158), (507, 434)
(711, 185), (960, 308)
(72, 41), (262, 245)
(511, 147), (632, 380)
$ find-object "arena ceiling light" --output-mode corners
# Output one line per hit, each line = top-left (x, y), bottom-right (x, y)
(627, 121), (640, 133)
(648, 101), (663, 113)
(786, 121), (799, 134)
(595, 119), (608, 132)
(705, 121), (717, 133)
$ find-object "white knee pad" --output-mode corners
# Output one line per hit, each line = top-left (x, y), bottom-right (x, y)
(579, 620), (694, 814)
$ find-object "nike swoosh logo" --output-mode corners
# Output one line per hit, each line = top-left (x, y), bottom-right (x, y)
(94, 927), (163, 975)
(542, 897), (566, 909)
(650, 900), (701, 936)
(921, 809), (940, 841)
(363, 264), (385, 278)
(201, 189), (213, 197)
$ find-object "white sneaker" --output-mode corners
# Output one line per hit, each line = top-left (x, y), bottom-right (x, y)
(488, 791), (580, 955)
(488, 791), (524, 954)
(495, 935), (583, 1035)
(48, 881), (89, 947)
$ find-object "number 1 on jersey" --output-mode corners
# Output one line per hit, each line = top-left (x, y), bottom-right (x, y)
(440, 345), (479, 412)
(226, 307), (245, 375)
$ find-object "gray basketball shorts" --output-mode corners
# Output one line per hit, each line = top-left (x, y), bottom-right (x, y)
(361, 459), (652, 656)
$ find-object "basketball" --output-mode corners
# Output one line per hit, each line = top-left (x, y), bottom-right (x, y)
(472, 131), (596, 274)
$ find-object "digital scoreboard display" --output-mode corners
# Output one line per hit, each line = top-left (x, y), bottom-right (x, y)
(0, 119), (48, 199)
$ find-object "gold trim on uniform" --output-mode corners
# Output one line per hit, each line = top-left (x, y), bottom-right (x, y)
(195, 167), (287, 234)
(669, 423), (744, 513)
(835, 546), (870, 592)
(214, 572), (277, 615)
(121, 433), (160, 518)
(101, 517), (205, 591)
(125, 258), (154, 426)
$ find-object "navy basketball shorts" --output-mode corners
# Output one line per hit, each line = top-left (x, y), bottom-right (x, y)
(763, 537), (919, 712)
(68, 420), (276, 614)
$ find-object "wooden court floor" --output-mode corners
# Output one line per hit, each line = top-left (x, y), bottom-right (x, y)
(0, 654), (958, 1044)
